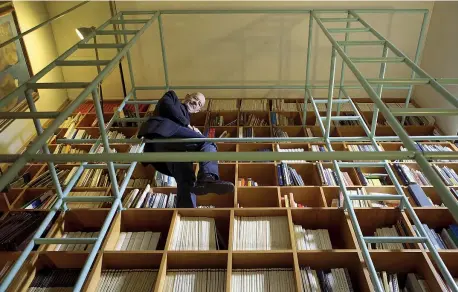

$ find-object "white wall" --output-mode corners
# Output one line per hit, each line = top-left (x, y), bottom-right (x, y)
(0, 1), (68, 154)
(414, 2), (458, 136)
(45, 1), (434, 100)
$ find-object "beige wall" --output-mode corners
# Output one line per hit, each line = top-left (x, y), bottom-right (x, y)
(45, 1), (434, 100)
(414, 2), (458, 136)
(0, 1), (68, 154)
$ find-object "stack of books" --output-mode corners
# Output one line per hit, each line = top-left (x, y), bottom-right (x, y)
(28, 168), (69, 188)
(153, 171), (177, 187)
(238, 178), (259, 186)
(70, 168), (111, 188)
(53, 145), (86, 155)
(97, 269), (157, 291)
(270, 112), (295, 126)
(317, 163), (354, 186)
(276, 145), (306, 163)
(107, 130), (126, 139)
(433, 165), (458, 186)
(277, 162), (305, 186)
(114, 232), (160, 251)
(233, 216), (290, 250)
(53, 232), (99, 251)
(414, 224), (458, 250)
(66, 191), (107, 209)
(232, 269), (295, 291)
(63, 127), (92, 140)
(356, 168), (390, 186)
(273, 127), (289, 138)
(394, 163), (431, 186)
(293, 226), (332, 250)
(126, 178), (151, 188)
(170, 215), (220, 250)
(60, 113), (84, 129)
(123, 186), (177, 209)
(164, 269), (225, 292)
(347, 144), (380, 152)
(272, 99), (297, 111)
(210, 99), (238, 111)
(340, 189), (400, 208)
(375, 272), (432, 292)
(240, 99), (269, 111)
(0, 212), (49, 251)
(28, 269), (80, 290)
(404, 143), (457, 162)
(369, 222), (411, 249)
(240, 113), (268, 126)
(300, 267), (354, 291)
(22, 190), (56, 209)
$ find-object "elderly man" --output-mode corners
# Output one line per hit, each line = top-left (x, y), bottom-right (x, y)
(138, 91), (234, 208)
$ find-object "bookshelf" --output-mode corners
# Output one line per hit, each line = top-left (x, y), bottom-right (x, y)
(0, 98), (457, 292)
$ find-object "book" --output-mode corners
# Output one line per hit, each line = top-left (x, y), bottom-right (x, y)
(97, 269), (157, 291)
(164, 269), (225, 292)
(170, 215), (218, 251)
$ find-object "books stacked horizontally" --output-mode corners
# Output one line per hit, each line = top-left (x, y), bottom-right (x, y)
(97, 269), (157, 292)
(356, 168), (390, 186)
(339, 189), (400, 208)
(272, 99), (298, 111)
(232, 269), (295, 292)
(240, 113), (268, 126)
(67, 191), (107, 209)
(407, 184), (441, 207)
(317, 163), (354, 186)
(123, 186), (177, 208)
(414, 224), (458, 250)
(210, 99), (238, 111)
(273, 127), (289, 138)
(238, 178), (259, 186)
(23, 190), (56, 209)
(277, 163), (305, 186)
(114, 232), (160, 251)
(369, 222), (410, 249)
(0, 212), (48, 251)
(164, 269), (226, 292)
(233, 216), (290, 250)
(375, 272), (432, 292)
(53, 145), (87, 155)
(433, 165), (458, 186)
(294, 226), (332, 250)
(153, 171), (177, 187)
(170, 215), (219, 250)
(28, 269), (80, 291)
(240, 99), (269, 111)
(60, 112), (83, 129)
(276, 145), (306, 163)
(27, 167), (69, 188)
(52, 232), (99, 251)
(394, 163), (431, 186)
(270, 112), (295, 126)
(300, 267), (354, 292)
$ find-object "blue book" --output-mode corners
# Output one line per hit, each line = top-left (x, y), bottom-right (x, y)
(277, 164), (284, 186)
(450, 224), (458, 238)
(407, 184), (433, 207)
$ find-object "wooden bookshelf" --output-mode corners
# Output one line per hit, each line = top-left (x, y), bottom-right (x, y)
(0, 98), (457, 291)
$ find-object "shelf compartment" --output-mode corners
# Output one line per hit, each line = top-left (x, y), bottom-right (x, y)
(270, 112), (302, 126)
(191, 111), (209, 127)
(237, 187), (280, 208)
(280, 187), (326, 207)
(237, 163), (277, 186)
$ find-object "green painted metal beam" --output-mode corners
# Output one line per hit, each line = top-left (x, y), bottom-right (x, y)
(320, 17), (359, 22)
(97, 30), (139, 35)
(110, 19), (149, 24)
(78, 43), (125, 49)
(390, 108), (458, 116)
(55, 60), (111, 66)
(0, 112), (60, 119)
(27, 82), (90, 89)
(328, 28), (370, 33)
(367, 78), (429, 85)
(351, 57), (404, 63)
(337, 40), (385, 46)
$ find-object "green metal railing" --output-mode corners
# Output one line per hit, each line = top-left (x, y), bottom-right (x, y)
(0, 7), (457, 292)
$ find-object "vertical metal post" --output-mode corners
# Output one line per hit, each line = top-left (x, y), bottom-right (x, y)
(120, 14), (140, 121)
(336, 11), (351, 115)
(91, 89), (122, 208)
(370, 44), (389, 137)
(158, 13), (170, 91)
(324, 47), (337, 139)
(25, 89), (67, 210)
(401, 11), (429, 125)
(302, 12), (314, 127)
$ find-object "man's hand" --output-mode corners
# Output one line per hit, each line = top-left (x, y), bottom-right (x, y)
(188, 125), (202, 134)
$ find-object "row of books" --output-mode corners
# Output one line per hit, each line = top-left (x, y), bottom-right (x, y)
(232, 269), (295, 291)
(277, 163), (306, 186)
(241, 127), (255, 138)
(341, 189), (400, 208)
(355, 168), (390, 186)
(123, 186), (177, 209)
(63, 127), (93, 140)
(277, 144), (306, 163)
(233, 216), (290, 250)
(272, 99), (298, 111)
(153, 171), (177, 187)
(97, 269), (157, 292)
(53, 232), (98, 251)
(270, 112), (296, 126)
(238, 178), (259, 187)
(240, 113), (268, 126)
(401, 143), (457, 162)
(273, 127), (289, 138)
(126, 178), (151, 188)
(170, 215), (219, 250)
(403, 116), (435, 126)
(29, 269), (79, 290)
(300, 267), (354, 292)
(368, 222), (411, 250)
(433, 165), (458, 186)
(294, 226), (332, 250)
(67, 191), (107, 209)
(0, 212), (47, 251)
(27, 167), (69, 188)
(317, 163), (354, 186)
(23, 190), (56, 209)
(377, 272), (431, 292)
(209, 115), (226, 126)
(114, 231), (160, 251)
(416, 224), (458, 250)
(74, 168), (111, 188)
(394, 163), (431, 186)
(347, 144), (380, 152)
(107, 130), (126, 139)
(210, 99), (238, 111)
(240, 99), (269, 111)
(53, 145), (87, 155)
(60, 113), (84, 129)
(165, 269), (225, 292)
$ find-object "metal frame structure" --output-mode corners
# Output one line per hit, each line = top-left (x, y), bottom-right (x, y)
(0, 6), (457, 292)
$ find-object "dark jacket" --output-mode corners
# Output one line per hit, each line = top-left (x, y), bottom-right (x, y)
(137, 90), (190, 176)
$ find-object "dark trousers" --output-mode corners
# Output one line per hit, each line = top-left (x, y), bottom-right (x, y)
(153, 126), (219, 208)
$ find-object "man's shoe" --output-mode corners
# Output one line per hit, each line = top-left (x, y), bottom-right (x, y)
(192, 174), (234, 195)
